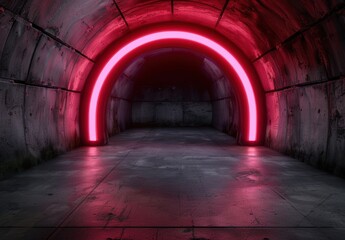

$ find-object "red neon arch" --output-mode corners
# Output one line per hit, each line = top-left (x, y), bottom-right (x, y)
(87, 31), (258, 143)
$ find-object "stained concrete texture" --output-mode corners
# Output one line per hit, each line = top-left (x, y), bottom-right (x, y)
(0, 128), (345, 240)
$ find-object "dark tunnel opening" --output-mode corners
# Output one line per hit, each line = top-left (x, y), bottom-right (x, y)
(131, 49), (214, 128)
(106, 48), (240, 138)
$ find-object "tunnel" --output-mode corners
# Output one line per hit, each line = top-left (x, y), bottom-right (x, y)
(0, 0), (344, 239)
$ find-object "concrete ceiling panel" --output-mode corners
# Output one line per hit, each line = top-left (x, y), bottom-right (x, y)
(0, 19), (41, 81)
(219, 1), (292, 60)
(27, 35), (79, 89)
(253, 53), (278, 92)
(256, 32), (328, 91)
(282, 32), (328, 86)
(81, 16), (127, 60)
(312, 12), (345, 79)
(122, 2), (171, 28)
(173, 1), (220, 28)
(116, 0), (170, 13)
(217, 11), (263, 61)
(174, 0), (226, 10)
(21, 0), (120, 52)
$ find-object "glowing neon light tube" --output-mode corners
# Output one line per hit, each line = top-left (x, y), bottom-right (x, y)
(88, 31), (257, 142)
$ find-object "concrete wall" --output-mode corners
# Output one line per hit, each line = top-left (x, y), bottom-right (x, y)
(255, 6), (345, 175)
(106, 72), (134, 136)
(131, 70), (212, 127)
(203, 59), (239, 137)
(0, 8), (93, 178)
(132, 102), (212, 127)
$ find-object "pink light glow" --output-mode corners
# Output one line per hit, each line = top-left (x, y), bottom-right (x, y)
(88, 31), (257, 142)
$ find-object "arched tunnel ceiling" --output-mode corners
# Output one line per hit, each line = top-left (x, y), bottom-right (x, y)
(1, 0), (344, 92)
(1, 0), (342, 59)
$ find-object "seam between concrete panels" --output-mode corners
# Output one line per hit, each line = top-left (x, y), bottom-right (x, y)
(22, 34), (44, 154)
(252, 2), (345, 63)
(113, 0), (129, 28)
(265, 75), (345, 94)
(215, 0), (230, 27)
(114, 0), (176, 27)
(0, 77), (82, 94)
(25, 34), (43, 83)
(30, 23), (94, 63)
(0, 5), (95, 63)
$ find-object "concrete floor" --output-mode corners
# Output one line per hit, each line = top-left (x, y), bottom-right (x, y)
(0, 128), (345, 240)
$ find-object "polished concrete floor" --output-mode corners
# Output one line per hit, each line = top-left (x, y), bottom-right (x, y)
(0, 128), (345, 240)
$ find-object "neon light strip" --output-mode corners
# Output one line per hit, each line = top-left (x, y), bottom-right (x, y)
(89, 31), (257, 141)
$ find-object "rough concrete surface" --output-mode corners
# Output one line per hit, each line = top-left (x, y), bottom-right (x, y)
(0, 128), (345, 240)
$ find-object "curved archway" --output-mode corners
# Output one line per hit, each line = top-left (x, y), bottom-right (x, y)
(80, 28), (264, 145)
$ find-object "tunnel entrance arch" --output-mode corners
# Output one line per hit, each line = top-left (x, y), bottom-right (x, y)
(80, 26), (265, 146)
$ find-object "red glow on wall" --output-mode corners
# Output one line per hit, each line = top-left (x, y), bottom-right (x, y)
(88, 31), (258, 143)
